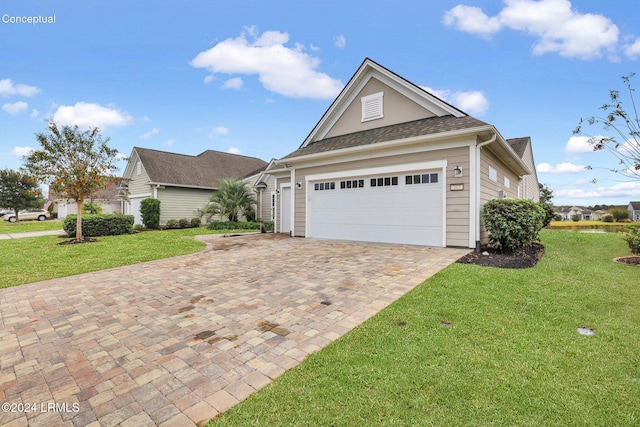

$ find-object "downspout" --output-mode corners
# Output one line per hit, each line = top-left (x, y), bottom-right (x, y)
(474, 133), (497, 252)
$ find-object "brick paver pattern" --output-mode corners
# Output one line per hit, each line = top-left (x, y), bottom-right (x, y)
(0, 234), (469, 426)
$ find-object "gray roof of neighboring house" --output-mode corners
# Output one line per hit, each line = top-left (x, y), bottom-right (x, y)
(630, 201), (640, 210)
(281, 115), (490, 160)
(134, 147), (268, 189)
(506, 137), (530, 159)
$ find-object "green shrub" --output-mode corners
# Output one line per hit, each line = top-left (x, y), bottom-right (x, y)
(63, 214), (134, 237)
(133, 224), (145, 232)
(165, 219), (180, 229)
(190, 217), (201, 228)
(571, 214), (580, 222)
(622, 225), (640, 255)
(554, 214), (562, 221)
(481, 199), (544, 254)
(178, 218), (190, 228)
(140, 198), (161, 229)
(207, 221), (262, 230)
(610, 207), (630, 222)
(262, 221), (274, 232)
(602, 214), (614, 222)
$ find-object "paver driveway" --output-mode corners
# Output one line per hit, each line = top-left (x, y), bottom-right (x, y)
(0, 234), (469, 426)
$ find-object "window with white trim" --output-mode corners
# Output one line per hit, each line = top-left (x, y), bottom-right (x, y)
(314, 182), (336, 191)
(504, 177), (510, 188)
(361, 92), (384, 122)
(370, 176), (398, 187)
(406, 173), (439, 185)
(340, 179), (364, 189)
(136, 161), (142, 176)
(489, 166), (497, 181)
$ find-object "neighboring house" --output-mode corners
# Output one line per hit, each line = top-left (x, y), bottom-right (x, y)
(267, 58), (540, 249)
(51, 177), (122, 219)
(629, 201), (640, 221)
(121, 147), (267, 225)
(555, 206), (601, 221)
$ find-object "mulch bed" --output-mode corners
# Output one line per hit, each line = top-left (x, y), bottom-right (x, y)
(613, 256), (640, 266)
(456, 243), (545, 269)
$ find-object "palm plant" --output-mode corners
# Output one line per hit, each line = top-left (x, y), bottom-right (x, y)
(203, 178), (256, 223)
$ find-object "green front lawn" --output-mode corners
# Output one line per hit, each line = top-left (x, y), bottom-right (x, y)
(0, 219), (64, 233)
(209, 230), (640, 427)
(0, 228), (248, 289)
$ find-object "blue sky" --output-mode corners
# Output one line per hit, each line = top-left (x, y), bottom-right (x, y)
(1, 0), (639, 206)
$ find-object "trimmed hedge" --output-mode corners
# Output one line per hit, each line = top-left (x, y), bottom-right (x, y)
(140, 198), (160, 229)
(481, 199), (544, 254)
(63, 214), (134, 237)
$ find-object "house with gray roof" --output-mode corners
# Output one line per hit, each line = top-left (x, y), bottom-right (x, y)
(629, 201), (640, 221)
(121, 147), (267, 225)
(267, 58), (540, 249)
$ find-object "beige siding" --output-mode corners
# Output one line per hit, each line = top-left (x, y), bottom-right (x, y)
(520, 143), (540, 202)
(479, 148), (521, 243)
(156, 186), (212, 224)
(292, 145), (472, 247)
(256, 175), (276, 221)
(324, 78), (436, 138)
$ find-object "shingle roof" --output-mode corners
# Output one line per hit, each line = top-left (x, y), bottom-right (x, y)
(630, 201), (640, 210)
(281, 115), (490, 160)
(506, 137), (530, 159)
(134, 147), (268, 189)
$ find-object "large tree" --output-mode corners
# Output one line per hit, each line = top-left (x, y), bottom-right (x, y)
(202, 178), (256, 223)
(0, 169), (43, 222)
(24, 121), (121, 241)
(574, 73), (640, 181)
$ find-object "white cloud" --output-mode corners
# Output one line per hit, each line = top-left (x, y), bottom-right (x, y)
(443, 5), (502, 39)
(141, 128), (159, 139)
(0, 79), (40, 97)
(53, 102), (133, 129)
(203, 75), (216, 84)
(451, 91), (489, 115)
(565, 136), (595, 154)
(209, 126), (229, 139)
(30, 109), (39, 118)
(12, 146), (33, 157)
(443, 0), (619, 60)
(190, 27), (344, 99)
(163, 139), (175, 147)
(334, 35), (346, 48)
(421, 86), (489, 115)
(222, 77), (243, 90)
(623, 36), (640, 59)
(537, 162), (586, 173)
(227, 147), (242, 155)
(2, 101), (28, 115)
(555, 181), (640, 200)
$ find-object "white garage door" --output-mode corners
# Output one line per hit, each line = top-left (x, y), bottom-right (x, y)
(128, 196), (146, 226)
(308, 169), (444, 246)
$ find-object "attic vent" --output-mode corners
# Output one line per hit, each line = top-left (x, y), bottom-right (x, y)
(361, 92), (384, 122)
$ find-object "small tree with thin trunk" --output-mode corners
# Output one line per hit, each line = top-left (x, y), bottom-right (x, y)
(24, 121), (121, 241)
(0, 169), (43, 222)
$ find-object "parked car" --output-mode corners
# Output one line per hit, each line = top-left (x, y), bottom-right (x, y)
(2, 209), (50, 222)
(0, 209), (13, 217)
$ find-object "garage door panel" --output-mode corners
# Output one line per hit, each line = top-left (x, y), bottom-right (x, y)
(308, 170), (443, 246)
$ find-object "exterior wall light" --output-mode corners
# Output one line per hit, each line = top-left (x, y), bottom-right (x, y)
(454, 165), (463, 177)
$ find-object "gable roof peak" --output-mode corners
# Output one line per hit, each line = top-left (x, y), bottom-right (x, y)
(301, 58), (467, 148)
